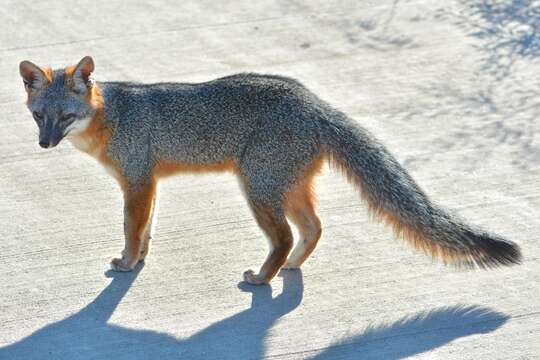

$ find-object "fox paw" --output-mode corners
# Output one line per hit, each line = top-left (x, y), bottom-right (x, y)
(243, 269), (268, 285)
(110, 257), (136, 272)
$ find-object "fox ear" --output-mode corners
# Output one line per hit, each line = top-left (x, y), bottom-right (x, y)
(19, 60), (49, 92)
(72, 56), (95, 93)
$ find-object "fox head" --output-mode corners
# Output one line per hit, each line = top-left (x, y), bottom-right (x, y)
(19, 56), (100, 148)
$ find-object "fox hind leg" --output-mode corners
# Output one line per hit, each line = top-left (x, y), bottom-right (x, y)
(243, 200), (293, 285)
(239, 125), (320, 283)
(283, 190), (322, 269)
(283, 158), (323, 269)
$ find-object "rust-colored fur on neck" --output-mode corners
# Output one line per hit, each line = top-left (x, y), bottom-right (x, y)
(75, 85), (109, 156)
(70, 84), (124, 189)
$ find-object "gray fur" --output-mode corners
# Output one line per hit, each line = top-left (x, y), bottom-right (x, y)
(100, 75), (322, 206)
(100, 73), (521, 267)
(23, 65), (521, 270)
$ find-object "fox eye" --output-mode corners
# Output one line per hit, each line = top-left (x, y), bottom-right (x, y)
(61, 113), (76, 122)
(32, 111), (44, 124)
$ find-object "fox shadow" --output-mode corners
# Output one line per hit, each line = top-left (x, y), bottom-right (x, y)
(0, 264), (509, 359)
(309, 305), (508, 359)
(0, 264), (304, 359)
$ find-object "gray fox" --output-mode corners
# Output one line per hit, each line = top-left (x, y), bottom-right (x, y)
(19, 56), (521, 285)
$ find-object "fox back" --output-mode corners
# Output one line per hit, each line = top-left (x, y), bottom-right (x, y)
(99, 74), (320, 176)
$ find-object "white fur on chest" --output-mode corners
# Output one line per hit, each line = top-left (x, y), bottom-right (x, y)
(69, 135), (94, 154)
(68, 136), (120, 181)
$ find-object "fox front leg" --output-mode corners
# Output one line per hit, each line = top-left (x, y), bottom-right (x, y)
(111, 181), (156, 272)
(139, 195), (156, 261)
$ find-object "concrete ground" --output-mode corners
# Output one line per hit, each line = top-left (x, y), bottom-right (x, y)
(1, 0), (539, 359)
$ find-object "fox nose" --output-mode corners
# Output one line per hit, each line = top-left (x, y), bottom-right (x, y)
(39, 141), (49, 148)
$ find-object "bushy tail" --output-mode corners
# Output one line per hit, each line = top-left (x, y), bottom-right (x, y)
(320, 116), (522, 268)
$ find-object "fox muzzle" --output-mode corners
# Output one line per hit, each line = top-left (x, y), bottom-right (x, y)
(39, 119), (65, 149)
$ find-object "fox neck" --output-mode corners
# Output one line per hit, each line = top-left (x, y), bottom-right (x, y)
(67, 85), (110, 159)
(67, 85), (126, 188)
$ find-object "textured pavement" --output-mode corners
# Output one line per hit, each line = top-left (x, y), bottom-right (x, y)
(1, 1), (539, 359)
